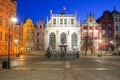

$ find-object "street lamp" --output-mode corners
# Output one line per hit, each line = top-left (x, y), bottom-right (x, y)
(8, 17), (17, 69)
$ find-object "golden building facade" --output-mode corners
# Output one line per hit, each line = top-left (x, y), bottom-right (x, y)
(0, 0), (17, 55)
(23, 19), (35, 54)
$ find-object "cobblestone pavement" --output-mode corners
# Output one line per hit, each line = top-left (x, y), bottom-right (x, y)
(0, 55), (120, 80)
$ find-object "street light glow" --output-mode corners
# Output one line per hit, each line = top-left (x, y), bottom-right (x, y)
(11, 17), (17, 23)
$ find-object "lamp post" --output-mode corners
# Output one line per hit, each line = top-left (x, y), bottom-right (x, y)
(8, 17), (17, 69)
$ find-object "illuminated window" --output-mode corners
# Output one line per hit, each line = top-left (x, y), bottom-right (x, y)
(31, 29), (34, 33)
(49, 32), (56, 49)
(60, 32), (66, 44)
(71, 33), (77, 49)
(26, 30), (29, 33)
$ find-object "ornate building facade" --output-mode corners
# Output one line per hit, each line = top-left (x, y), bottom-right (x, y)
(35, 20), (45, 51)
(45, 10), (80, 52)
(23, 19), (35, 54)
(81, 13), (101, 54)
(97, 10), (114, 51)
(0, 0), (17, 55)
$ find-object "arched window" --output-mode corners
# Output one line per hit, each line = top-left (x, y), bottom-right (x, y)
(60, 32), (66, 44)
(49, 32), (56, 49)
(71, 33), (77, 49)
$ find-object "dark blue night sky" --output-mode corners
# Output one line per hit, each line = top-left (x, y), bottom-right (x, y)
(17, 0), (120, 24)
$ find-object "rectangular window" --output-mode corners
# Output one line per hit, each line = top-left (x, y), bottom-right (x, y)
(42, 39), (44, 42)
(40, 25), (42, 29)
(102, 23), (106, 30)
(31, 29), (34, 33)
(84, 26), (87, 30)
(115, 19), (118, 22)
(108, 36), (112, 41)
(89, 27), (92, 30)
(102, 30), (106, 35)
(102, 46), (107, 51)
(37, 32), (39, 36)
(108, 23), (112, 29)
(5, 33), (8, 41)
(108, 30), (112, 34)
(53, 19), (56, 24)
(102, 36), (106, 43)
(0, 32), (2, 40)
(60, 19), (63, 24)
(71, 19), (74, 24)
(37, 39), (39, 42)
(116, 26), (118, 31)
(116, 35), (118, 40)
(95, 27), (98, 30)
(64, 19), (67, 24)
(42, 32), (44, 36)
(0, 16), (3, 26)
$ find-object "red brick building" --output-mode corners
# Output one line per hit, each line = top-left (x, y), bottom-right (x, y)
(97, 10), (114, 51)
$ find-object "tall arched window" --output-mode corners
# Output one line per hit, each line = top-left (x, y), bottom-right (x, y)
(49, 32), (56, 49)
(60, 32), (66, 44)
(71, 33), (77, 49)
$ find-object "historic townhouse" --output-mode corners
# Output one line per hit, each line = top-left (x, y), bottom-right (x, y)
(0, 0), (17, 55)
(111, 7), (120, 50)
(97, 10), (114, 51)
(23, 19), (35, 54)
(81, 13), (101, 55)
(35, 20), (45, 51)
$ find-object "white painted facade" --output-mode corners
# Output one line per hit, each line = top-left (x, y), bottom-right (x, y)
(45, 10), (81, 51)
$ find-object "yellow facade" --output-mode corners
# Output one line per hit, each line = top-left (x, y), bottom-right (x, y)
(0, 0), (17, 55)
(23, 19), (35, 54)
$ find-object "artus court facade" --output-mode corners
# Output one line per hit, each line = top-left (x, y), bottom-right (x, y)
(45, 10), (81, 52)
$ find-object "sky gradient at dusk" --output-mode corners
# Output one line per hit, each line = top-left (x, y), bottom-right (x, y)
(17, 0), (120, 24)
